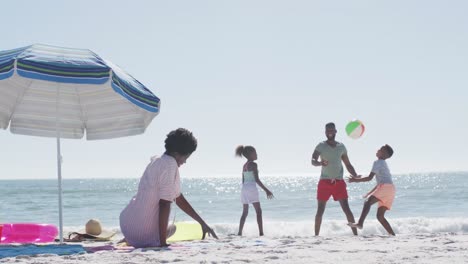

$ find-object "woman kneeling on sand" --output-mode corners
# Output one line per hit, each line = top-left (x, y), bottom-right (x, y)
(120, 128), (218, 248)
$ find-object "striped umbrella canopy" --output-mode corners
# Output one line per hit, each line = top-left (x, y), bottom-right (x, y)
(0, 44), (161, 242)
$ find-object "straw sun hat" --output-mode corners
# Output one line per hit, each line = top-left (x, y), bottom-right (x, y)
(74, 219), (116, 241)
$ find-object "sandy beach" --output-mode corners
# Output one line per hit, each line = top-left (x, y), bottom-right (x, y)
(2, 2), (468, 264)
(1, 232), (467, 264)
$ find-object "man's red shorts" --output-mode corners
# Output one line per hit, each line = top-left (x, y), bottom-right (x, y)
(317, 179), (348, 201)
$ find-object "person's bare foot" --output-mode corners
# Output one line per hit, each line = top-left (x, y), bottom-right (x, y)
(347, 222), (363, 229)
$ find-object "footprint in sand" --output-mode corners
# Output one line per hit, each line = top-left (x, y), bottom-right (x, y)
(266, 250), (287, 254)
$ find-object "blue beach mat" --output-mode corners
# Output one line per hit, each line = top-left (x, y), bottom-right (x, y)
(0, 244), (85, 258)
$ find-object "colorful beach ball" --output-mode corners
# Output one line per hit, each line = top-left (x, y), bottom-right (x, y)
(346, 120), (365, 139)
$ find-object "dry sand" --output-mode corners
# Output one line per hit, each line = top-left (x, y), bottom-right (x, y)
(1, 232), (467, 263)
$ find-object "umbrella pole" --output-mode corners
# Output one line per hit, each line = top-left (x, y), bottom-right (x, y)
(57, 136), (63, 244)
(56, 82), (64, 244)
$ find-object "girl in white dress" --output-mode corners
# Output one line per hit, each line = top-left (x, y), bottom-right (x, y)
(236, 145), (274, 236)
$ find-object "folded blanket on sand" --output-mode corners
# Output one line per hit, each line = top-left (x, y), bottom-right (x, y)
(0, 240), (227, 258)
(0, 243), (191, 259)
(0, 244), (85, 258)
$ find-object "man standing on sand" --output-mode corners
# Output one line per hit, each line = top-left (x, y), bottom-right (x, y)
(311, 122), (359, 236)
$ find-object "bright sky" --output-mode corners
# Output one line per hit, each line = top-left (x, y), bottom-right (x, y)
(1, 1), (467, 180)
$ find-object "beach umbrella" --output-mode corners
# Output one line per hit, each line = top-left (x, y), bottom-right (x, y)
(0, 44), (161, 243)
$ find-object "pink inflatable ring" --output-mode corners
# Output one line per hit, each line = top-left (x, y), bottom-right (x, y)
(0, 223), (58, 243)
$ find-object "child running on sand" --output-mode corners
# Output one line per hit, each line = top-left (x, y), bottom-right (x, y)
(348, 144), (396, 236)
(236, 145), (274, 236)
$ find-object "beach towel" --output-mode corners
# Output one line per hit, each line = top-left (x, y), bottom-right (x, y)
(0, 244), (85, 258)
(167, 222), (203, 242)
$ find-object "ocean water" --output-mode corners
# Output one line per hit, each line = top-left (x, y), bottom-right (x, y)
(1, 172), (468, 237)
